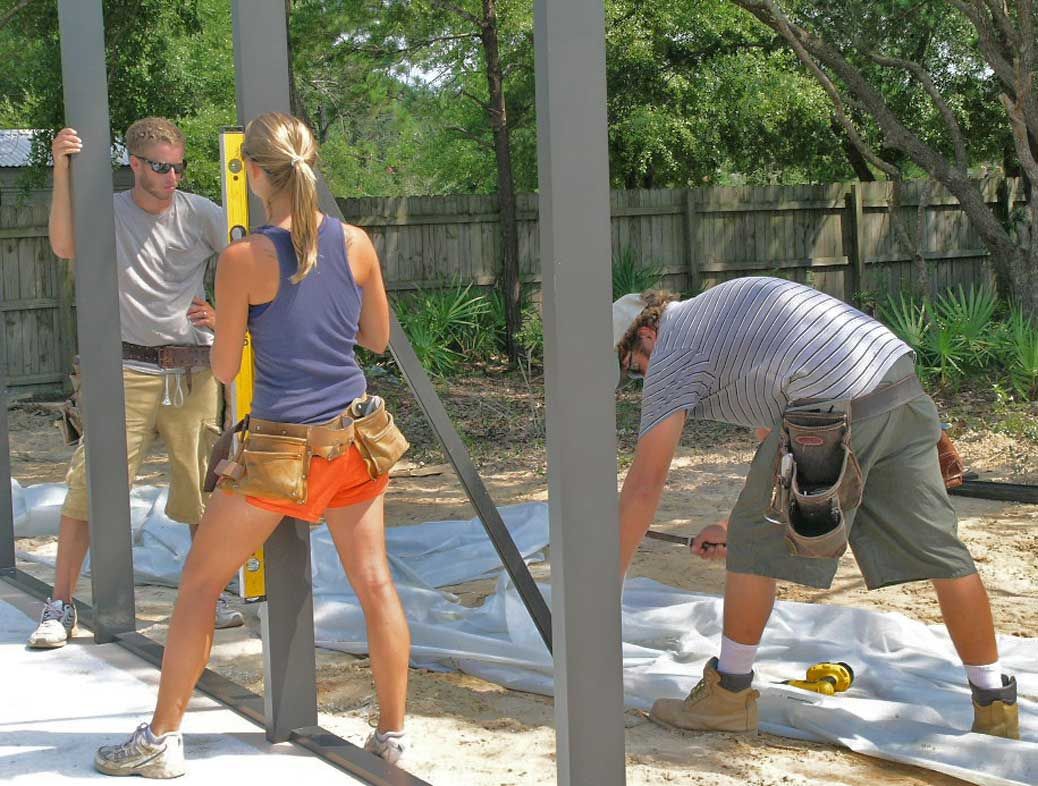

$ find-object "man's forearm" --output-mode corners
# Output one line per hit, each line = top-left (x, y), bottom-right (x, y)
(48, 166), (75, 259)
(619, 480), (665, 577)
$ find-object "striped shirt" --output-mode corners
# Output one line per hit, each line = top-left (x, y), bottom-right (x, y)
(639, 277), (912, 436)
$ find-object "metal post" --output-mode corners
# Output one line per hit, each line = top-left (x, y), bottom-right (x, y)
(0, 367), (14, 574)
(57, 0), (136, 642)
(534, 1), (627, 785)
(230, 0), (318, 743)
(261, 519), (318, 742)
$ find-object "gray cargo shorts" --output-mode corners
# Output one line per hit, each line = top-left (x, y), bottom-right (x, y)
(726, 359), (978, 590)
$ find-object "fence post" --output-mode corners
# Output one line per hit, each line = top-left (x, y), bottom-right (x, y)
(845, 183), (866, 304)
(685, 188), (700, 295)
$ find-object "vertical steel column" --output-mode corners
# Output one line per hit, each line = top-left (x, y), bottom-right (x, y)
(231, 0), (319, 743)
(0, 367), (14, 574)
(261, 519), (318, 742)
(57, 0), (136, 642)
(533, 1), (627, 785)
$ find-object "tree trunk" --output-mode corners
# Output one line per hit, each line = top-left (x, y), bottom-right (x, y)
(480, 0), (522, 365)
(832, 118), (874, 181)
(1007, 246), (1038, 316)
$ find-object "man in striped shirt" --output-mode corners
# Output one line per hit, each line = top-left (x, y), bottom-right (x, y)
(615, 276), (1018, 739)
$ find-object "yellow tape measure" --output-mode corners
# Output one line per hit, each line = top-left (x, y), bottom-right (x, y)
(220, 126), (266, 603)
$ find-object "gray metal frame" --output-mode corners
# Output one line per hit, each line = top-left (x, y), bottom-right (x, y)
(0, 364), (13, 575)
(56, 0), (136, 642)
(0, 0), (628, 782)
(534, 1), (627, 783)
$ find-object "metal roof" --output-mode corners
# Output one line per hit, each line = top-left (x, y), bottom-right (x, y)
(0, 129), (129, 168)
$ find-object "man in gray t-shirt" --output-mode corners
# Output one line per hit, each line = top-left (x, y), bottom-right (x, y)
(614, 280), (1018, 741)
(28, 118), (244, 651)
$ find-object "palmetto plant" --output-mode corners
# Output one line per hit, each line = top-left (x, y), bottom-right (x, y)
(1007, 308), (1038, 400)
(612, 246), (666, 299)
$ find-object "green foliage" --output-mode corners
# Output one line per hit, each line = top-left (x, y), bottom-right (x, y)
(612, 246), (666, 299)
(392, 282), (491, 376)
(878, 284), (1038, 398)
(1006, 308), (1038, 400)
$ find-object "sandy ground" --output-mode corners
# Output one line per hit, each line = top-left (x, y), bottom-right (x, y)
(7, 403), (1037, 786)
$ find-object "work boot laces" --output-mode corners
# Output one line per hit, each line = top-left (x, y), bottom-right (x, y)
(684, 678), (709, 706)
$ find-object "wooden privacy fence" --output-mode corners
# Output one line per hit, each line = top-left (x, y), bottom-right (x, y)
(1, 180), (1016, 391)
(1, 204), (76, 391)
(340, 179), (1008, 302)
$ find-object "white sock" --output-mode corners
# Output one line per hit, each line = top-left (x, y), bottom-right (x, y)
(718, 635), (758, 675)
(965, 662), (1003, 690)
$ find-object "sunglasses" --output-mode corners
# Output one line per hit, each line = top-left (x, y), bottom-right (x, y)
(134, 155), (188, 176)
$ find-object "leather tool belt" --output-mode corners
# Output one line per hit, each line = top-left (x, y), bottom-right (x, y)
(205, 395), (409, 505)
(121, 342), (211, 369)
(766, 373), (926, 560)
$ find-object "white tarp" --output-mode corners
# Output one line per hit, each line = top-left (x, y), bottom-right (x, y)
(11, 478), (1037, 785)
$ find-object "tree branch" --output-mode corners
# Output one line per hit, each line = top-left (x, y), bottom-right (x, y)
(447, 124), (494, 151)
(1001, 93), (1038, 186)
(0, 0), (34, 31)
(755, 0), (901, 177)
(430, 0), (484, 29)
(977, 0), (1019, 47)
(730, 0), (1017, 259)
(946, 0), (1017, 89)
(869, 53), (968, 172)
(460, 88), (490, 110)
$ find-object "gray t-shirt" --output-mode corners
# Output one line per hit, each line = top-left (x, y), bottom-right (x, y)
(114, 189), (225, 353)
(639, 277), (912, 436)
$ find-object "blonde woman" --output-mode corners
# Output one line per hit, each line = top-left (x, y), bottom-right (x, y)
(95, 112), (411, 777)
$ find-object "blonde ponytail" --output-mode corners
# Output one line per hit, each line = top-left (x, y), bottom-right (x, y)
(242, 112), (321, 283)
(288, 158), (319, 283)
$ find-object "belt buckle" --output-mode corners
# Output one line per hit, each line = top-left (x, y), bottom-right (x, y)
(156, 346), (175, 368)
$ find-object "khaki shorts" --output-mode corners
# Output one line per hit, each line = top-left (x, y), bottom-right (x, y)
(727, 368), (977, 590)
(62, 367), (220, 526)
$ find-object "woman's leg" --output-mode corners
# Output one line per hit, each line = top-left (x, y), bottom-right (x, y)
(325, 495), (410, 733)
(150, 491), (283, 734)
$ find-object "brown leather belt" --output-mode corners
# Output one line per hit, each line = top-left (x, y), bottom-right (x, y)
(121, 342), (211, 369)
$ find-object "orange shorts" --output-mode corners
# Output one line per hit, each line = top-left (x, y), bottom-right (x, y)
(240, 444), (389, 523)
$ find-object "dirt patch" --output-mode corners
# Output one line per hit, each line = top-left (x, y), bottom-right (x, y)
(8, 373), (1037, 786)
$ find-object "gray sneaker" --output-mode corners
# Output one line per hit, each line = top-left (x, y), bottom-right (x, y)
(364, 729), (406, 765)
(27, 598), (77, 649)
(214, 596), (244, 630)
(95, 723), (185, 779)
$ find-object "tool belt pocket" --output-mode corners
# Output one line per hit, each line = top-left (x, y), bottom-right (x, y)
(217, 430), (311, 504)
(766, 409), (863, 560)
(348, 395), (410, 479)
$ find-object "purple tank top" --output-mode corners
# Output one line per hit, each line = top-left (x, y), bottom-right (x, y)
(248, 215), (366, 424)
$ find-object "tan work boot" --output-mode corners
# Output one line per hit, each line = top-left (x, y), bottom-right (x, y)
(650, 657), (759, 733)
(971, 676), (1020, 739)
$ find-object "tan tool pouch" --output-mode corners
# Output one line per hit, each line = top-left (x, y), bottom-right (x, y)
(766, 408), (863, 560)
(216, 426), (311, 504)
(348, 395), (410, 479)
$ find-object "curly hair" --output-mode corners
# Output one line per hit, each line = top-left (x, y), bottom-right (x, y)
(616, 289), (680, 364)
(124, 117), (185, 155)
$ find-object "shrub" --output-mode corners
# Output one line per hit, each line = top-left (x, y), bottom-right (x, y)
(393, 281), (490, 376)
(612, 246), (666, 299)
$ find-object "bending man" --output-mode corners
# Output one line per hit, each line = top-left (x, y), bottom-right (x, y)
(615, 276), (1018, 739)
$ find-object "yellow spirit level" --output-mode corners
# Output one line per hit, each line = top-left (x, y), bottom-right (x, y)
(220, 126), (266, 603)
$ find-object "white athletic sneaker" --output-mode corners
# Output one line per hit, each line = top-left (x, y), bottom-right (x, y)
(214, 596), (244, 629)
(27, 598), (77, 649)
(364, 729), (406, 765)
(95, 723), (185, 779)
